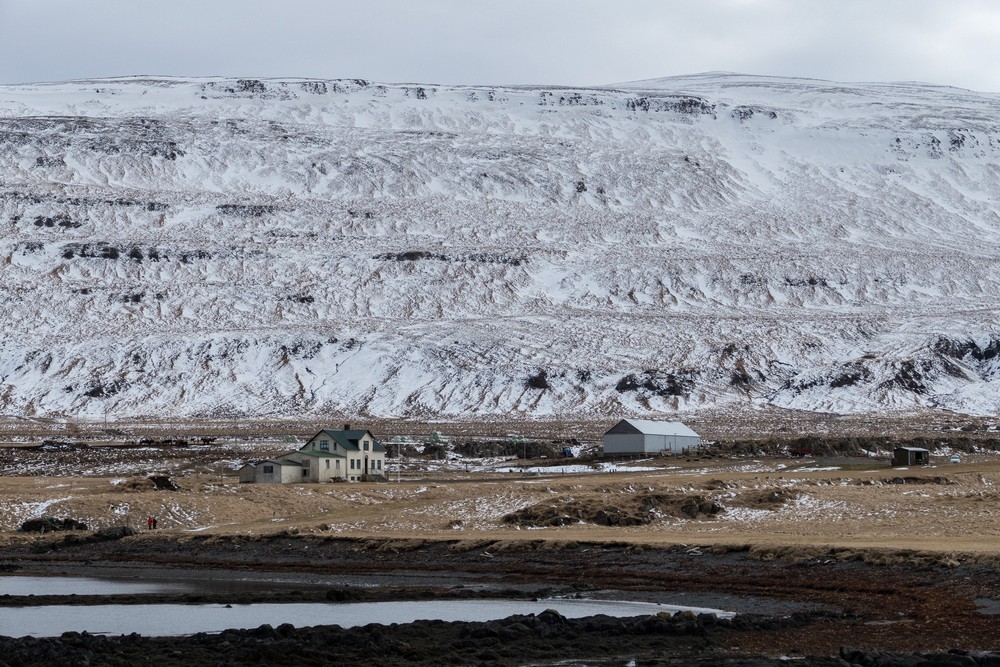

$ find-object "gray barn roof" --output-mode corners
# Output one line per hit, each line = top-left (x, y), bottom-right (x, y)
(605, 419), (700, 438)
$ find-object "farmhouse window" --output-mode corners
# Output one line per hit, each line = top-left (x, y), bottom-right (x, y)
(262, 465), (273, 474)
(363, 440), (370, 451)
(320, 440), (329, 451)
(325, 460), (330, 469)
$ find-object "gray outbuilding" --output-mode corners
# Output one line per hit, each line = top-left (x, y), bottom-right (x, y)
(240, 457), (300, 484)
(238, 463), (256, 483)
(603, 419), (702, 455)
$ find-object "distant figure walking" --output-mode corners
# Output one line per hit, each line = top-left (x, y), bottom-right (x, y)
(152, 517), (157, 529)
(147, 516), (153, 530)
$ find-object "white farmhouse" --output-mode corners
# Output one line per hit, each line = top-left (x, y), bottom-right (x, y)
(603, 419), (701, 455)
(241, 426), (387, 483)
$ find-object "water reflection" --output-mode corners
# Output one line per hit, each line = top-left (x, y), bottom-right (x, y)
(0, 576), (193, 596)
(0, 598), (734, 638)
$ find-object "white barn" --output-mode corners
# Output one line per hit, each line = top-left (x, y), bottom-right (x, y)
(603, 419), (701, 455)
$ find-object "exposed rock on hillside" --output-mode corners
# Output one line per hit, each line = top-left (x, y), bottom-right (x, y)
(1, 73), (999, 418)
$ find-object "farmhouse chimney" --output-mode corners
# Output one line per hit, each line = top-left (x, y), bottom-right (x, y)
(344, 423), (351, 431)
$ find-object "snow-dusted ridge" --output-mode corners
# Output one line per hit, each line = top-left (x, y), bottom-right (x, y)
(1, 73), (999, 420)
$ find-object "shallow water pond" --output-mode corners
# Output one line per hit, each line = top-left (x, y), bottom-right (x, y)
(0, 598), (734, 637)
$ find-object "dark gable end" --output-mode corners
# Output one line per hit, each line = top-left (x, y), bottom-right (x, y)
(604, 419), (642, 436)
(332, 429), (367, 450)
(338, 429), (388, 452)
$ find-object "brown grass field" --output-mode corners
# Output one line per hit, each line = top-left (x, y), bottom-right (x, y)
(1, 423), (998, 556)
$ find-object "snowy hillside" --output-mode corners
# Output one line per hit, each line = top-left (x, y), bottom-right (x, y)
(1, 72), (999, 420)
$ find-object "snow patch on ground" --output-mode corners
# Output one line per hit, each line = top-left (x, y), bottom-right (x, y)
(4, 497), (73, 526)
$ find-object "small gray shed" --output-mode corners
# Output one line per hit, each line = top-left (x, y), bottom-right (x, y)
(603, 419), (701, 455)
(238, 463), (256, 483)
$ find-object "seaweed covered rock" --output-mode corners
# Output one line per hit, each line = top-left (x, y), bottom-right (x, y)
(19, 517), (88, 532)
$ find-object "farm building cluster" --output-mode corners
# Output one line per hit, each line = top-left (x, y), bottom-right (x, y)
(236, 419), (944, 485)
(239, 420), (703, 485)
(240, 426), (386, 484)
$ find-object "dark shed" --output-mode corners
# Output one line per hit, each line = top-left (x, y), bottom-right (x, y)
(892, 446), (929, 467)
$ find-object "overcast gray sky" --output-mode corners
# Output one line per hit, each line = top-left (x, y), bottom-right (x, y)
(1, 0), (998, 91)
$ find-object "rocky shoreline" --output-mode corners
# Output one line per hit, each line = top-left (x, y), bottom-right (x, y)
(1, 533), (999, 664)
(1, 610), (997, 666)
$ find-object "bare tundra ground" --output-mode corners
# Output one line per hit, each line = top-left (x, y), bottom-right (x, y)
(0, 410), (995, 544)
(1, 447), (998, 553)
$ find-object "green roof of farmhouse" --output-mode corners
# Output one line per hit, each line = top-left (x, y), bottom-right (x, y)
(312, 428), (387, 453)
(296, 449), (346, 458)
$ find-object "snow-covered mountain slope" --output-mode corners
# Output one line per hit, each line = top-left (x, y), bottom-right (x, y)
(1, 73), (999, 420)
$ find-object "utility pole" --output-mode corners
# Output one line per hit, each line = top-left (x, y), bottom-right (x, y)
(509, 433), (526, 464)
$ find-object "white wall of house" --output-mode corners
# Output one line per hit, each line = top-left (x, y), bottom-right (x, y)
(345, 453), (386, 480)
(298, 453), (345, 482)
(303, 431), (386, 481)
(314, 455), (344, 482)
(277, 450), (352, 482)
